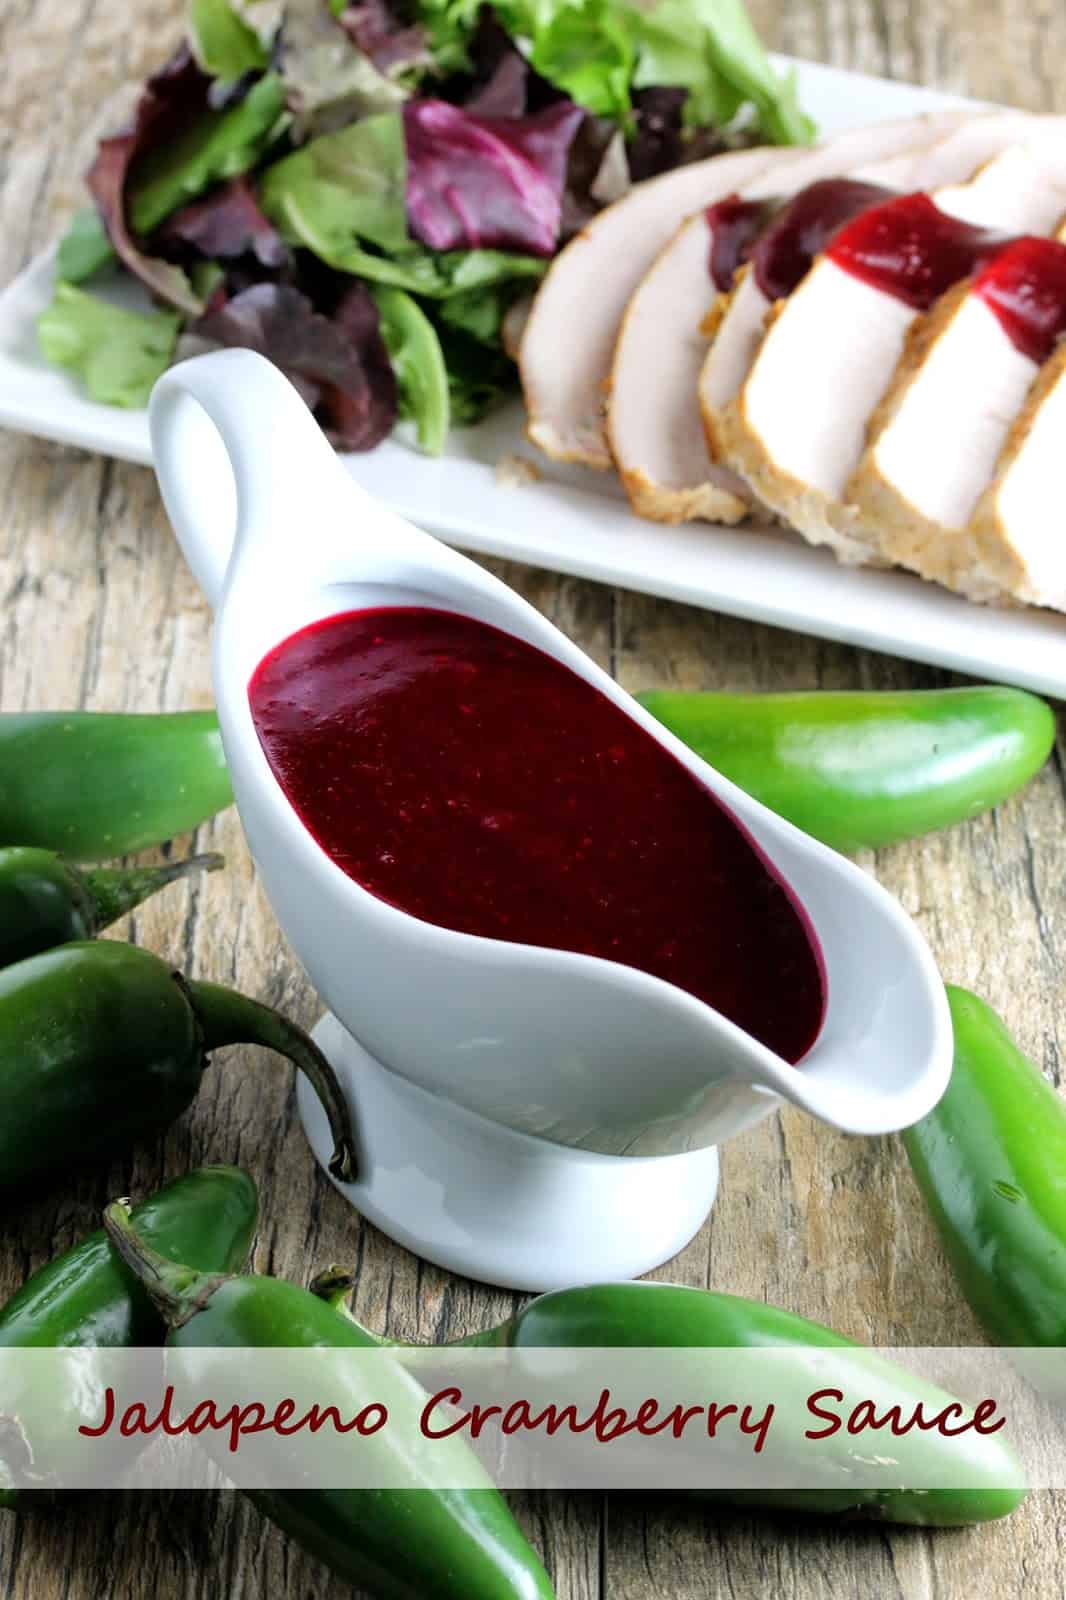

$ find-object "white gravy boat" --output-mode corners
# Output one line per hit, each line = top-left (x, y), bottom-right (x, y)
(150, 349), (951, 1291)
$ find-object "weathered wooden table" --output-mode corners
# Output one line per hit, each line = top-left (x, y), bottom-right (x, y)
(1, 1), (1064, 1595)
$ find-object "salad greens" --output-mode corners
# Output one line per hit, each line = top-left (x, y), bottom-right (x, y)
(528, 0), (636, 120)
(438, 322), (518, 422)
(60, 70), (287, 288)
(277, 0), (412, 133)
(38, 285), (180, 408)
(193, 278), (400, 446)
(662, 0), (810, 144)
(128, 71), (287, 235)
(40, 0), (813, 453)
(373, 285), (450, 451)
(57, 209), (117, 283)
(188, 0), (271, 80)
(259, 113), (411, 255)
(425, 0), (813, 143)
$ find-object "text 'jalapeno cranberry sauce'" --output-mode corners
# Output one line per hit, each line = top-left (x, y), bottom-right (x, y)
(248, 607), (826, 1063)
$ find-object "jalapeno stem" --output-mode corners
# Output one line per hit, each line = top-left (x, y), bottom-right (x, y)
(308, 1266), (357, 1314)
(307, 1266), (396, 1348)
(82, 853), (224, 931)
(183, 981), (357, 1183)
(102, 1201), (227, 1329)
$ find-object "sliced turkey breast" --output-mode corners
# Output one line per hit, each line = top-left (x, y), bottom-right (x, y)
(715, 145), (1066, 564)
(605, 210), (751, 522)
(864, 235), (1066, 608)
(519, 146), (797, 469)
(700, 118), (1066, 502)
(845, 229), (1066, 591)
(969, 343), (1066, 610)
(698, 177), (897, 497)
(887, 110), (1066, 196)
(932, 139), (1066, 229)
(604, 116), (970, 524)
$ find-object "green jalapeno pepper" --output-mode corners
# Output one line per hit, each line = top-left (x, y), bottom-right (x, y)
(0, 1165), (257, 1509)
(0, 711), (232, 860)
(0, 942), (355, 1191)
(311, 1273), (1025, 1528)
(903, 986), (1066, 1349)
(0, 845), (222, 968)
(102, 1205), (554, 1600)
(637, 685), (1055, 853)
(460, 1283), (1026, 1525)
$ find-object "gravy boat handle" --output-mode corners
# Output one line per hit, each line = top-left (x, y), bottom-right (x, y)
(149, 349), (453, 609)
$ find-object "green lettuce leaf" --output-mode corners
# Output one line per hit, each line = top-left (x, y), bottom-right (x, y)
(529, 0), (635, 119)
(285, 232), (542, 299)
(372, 284), (450, 453)
(259, 112), (410, 255)
(190, 258), (226, 300)
(189, 0), (270, 80)
(437, 264), (544, 342)
(439, 250), (547, 294)
(633, 4), (744, 127)
(438, 286), (510, 342)
(633, 0), (812, 142)
(130, 70), (287, 235)
(437, 324), (518, 424)
(56, 208), (117, 283)
(37, 283), (180, 408)
(411, 0), (484, 72)
(261, 121), (549, 300)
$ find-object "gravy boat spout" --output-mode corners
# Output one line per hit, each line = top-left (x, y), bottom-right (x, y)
(150, 350), (952, 1290)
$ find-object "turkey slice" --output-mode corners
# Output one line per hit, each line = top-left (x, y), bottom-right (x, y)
(519, 145), (807, 469)
(605, 115), (970, 524)
(700, 114), (1066, 499)
(715, 140), (1066, 564)
(961, 258), (1066, 610)
(845, 223), (1066, 594)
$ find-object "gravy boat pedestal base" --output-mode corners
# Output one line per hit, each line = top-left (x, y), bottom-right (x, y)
(298, 1013), (720, 1292)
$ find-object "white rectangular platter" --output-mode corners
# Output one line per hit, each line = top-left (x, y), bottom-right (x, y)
(2, 56), (1065, 697)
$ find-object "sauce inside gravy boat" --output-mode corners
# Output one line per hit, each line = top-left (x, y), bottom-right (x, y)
(150, 349), (951, 1289)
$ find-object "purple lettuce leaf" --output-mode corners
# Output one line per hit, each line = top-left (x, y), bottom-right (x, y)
(322, 280), (400, 447)
(338, 0), (429, 75)
(628, 86), (688, 182)
(192, 280), (398, 450)
(559, 112), (620, 237)
(461, 39), (528, 118)
(86, 46), (212, 316)
(624, 86), (753, 188)
(414, 10), (619, 247)
(155, 176), (289, 268)
(432, 7), (566, 119)
(403, 97), (584, 257)
(451, 8), (532, 117)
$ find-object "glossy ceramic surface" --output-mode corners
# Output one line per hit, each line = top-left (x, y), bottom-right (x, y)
(150, 348), (952, 1282)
